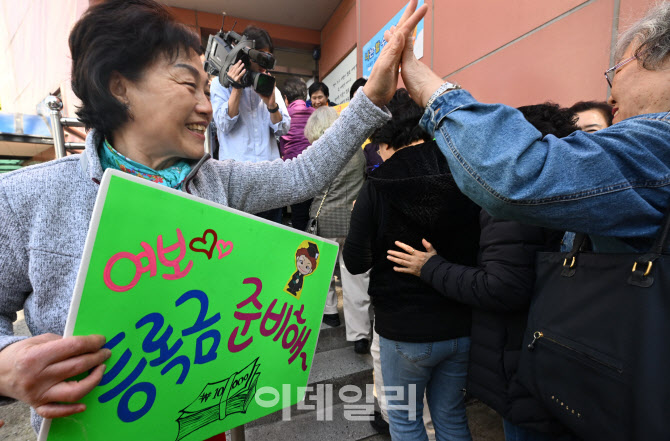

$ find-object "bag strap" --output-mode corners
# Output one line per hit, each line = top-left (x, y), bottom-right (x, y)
(567, 233), (589, 254)
(561, 233), (589, 276)
(313, 187), (330, 222)
(627, 206), (670, 285)
(629, 201), (670, 285)
(648, 201), (670, 255)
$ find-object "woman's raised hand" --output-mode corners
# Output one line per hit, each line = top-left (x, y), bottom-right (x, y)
(382, 3), (448, 108)
(362, 0), (428, 107)
(0, 333), (111, 418)
(387, 239), (437, 277)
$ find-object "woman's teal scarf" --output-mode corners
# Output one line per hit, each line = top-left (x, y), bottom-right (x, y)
(99, 139), (192, 190)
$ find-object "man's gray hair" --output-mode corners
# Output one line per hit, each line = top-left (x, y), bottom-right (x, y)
(615, 2), (670, 69)
(304, 106), (339, 144)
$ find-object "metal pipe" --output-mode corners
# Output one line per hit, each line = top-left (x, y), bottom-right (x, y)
(60, 117), (85, 127)
(204, 124), (212, 155)
(64, 125), (87, 141)
(1, 137), (56, 145)
(65, 142), (86, 150)
(46, 96), (66, 159)
(230, 425), (245, 441)
(0, 136), (85, 150)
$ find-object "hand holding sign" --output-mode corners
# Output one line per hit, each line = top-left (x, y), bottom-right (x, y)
(41, 171), (338, 441)
(0, 333), (110, 418)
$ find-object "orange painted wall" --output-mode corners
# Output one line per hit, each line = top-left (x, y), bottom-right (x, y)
(168, 7), (320, 50)
(445, 0), (614, 107)
(319, 0), (357, 78)
(353, 0), (656, 108)
(432, 0), (586, 76)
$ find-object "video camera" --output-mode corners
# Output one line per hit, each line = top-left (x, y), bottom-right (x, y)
(203, 16), (276, 97)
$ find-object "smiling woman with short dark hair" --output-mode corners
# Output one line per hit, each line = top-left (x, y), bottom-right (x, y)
(0, 0), (429, 433)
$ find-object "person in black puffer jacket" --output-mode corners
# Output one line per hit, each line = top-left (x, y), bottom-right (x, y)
(387, 103), (582, 441)
(344, 89), (481, 441)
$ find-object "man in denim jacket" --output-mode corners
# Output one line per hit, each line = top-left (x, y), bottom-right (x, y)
(404, 10), (668, 254)
(385, 2), (670, 440)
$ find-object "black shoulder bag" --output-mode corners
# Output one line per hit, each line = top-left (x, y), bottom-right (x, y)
(518, 208), (670, 441)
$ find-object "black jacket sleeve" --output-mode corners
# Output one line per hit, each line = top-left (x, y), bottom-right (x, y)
(343, 181), (377, 274)
(420, 210), (549, 312)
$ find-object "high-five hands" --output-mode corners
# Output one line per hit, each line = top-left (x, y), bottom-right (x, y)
(381, 1), (448, 107)
(362, 0), (428, 107)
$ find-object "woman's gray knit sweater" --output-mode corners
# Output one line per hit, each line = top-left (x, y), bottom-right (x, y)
(0, 91), (389, 431)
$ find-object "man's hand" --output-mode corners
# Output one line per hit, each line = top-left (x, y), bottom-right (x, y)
(255, 74), (283, 124)
(362, 0), (428, 107)
(387, 239), (437, 277)
(226, 60), (246, 85)
(258, 82), (277, 109)
(226, 61), (246, 118)
(0, 334), (111, 418)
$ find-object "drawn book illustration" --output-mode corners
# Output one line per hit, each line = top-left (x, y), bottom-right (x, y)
(176, 357), (261, 440)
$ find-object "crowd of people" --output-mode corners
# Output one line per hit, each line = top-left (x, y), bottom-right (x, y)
(0, 0), (669, 440)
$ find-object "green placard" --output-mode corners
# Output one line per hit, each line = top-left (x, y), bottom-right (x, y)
(40, 170), (338, 441)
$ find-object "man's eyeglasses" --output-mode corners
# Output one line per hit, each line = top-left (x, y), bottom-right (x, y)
(604, 55), (637, 87)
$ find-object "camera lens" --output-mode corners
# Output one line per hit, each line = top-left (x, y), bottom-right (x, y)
(253, 73), (276, 97)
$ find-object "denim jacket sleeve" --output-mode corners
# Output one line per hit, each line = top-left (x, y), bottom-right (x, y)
(419, 89), (670, 240)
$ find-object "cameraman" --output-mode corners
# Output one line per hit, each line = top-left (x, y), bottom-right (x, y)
(211, 25), (290, 223)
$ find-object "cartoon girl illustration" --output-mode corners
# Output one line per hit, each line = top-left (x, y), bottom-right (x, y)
(285, 241), (320, 299)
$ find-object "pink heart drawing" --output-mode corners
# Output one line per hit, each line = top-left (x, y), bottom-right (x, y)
(189, 229), (218, 260)
(216, 240), (234, 259)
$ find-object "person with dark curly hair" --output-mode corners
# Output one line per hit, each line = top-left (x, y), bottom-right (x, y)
(388, 103), (581, 441)
(516, 102), (581, 138)
(344, 88), (481, 441)
(569, 100), (613, 132)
